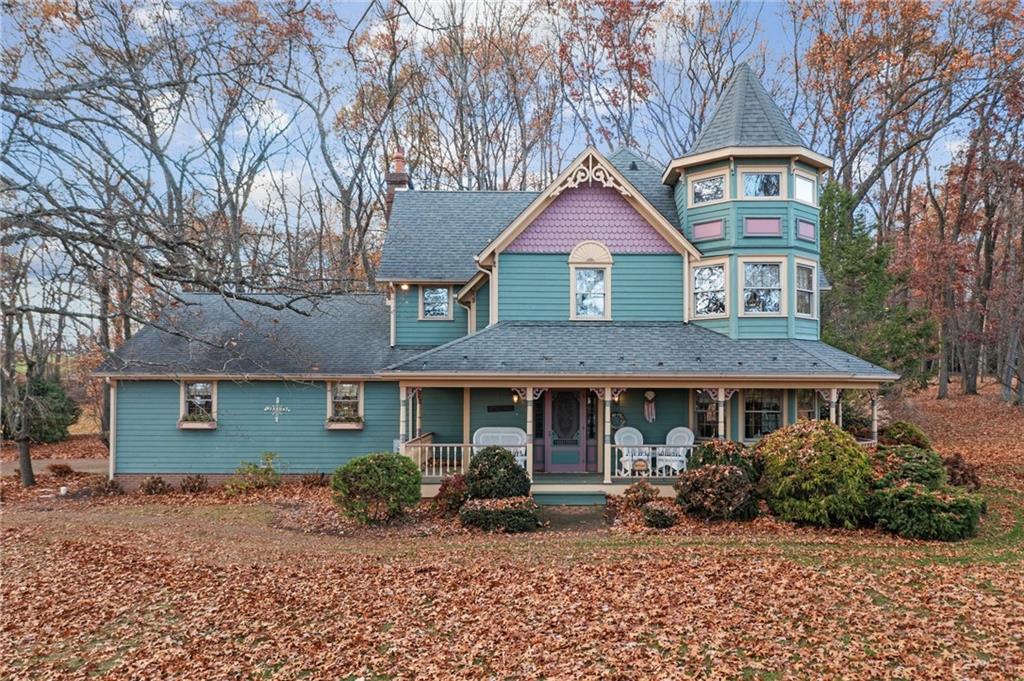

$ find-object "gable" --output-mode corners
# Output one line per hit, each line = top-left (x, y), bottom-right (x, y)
(506, 186), (678, 254)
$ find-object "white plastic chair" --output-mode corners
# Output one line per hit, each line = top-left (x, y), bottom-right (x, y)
(472, 426), (528, 468)
(614, 426), (651, 476)
(656, 427), (695, 477)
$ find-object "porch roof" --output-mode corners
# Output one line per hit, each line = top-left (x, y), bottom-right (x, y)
(383, 321), (899, 381)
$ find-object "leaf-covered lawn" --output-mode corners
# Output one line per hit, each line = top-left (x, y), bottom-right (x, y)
(2, 386), (1023, 679)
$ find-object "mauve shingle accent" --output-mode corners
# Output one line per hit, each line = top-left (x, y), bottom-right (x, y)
(384, 320), (898, 380)
(506, 185), (676, 254)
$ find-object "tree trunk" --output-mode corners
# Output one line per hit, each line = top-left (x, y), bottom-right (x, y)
(937, 322), (950, 399)
(18, 438), (35, 488)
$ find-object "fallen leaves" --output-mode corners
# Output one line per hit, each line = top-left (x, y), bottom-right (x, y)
(0, 434), (108, 462)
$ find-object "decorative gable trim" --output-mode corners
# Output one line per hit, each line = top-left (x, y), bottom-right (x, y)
(477, 147), (701, 265)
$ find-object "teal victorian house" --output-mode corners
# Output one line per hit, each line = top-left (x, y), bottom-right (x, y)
(97, 65), (897, 499)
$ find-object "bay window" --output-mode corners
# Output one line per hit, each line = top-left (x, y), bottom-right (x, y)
(693, 263), (726, 317)
(796, 263), (816, 317)
(794, 173), (817, 205)
(691, 174), (726, 205)
(741, 171), (781, 198)
(742, 262), (782, 314)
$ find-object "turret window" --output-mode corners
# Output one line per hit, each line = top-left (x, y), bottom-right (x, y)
(796, 263), (816, 317)
(691, 175), (725, 204)
(742, 261), (783, 314)
(742, 172), (781, 197)
(794, 172), (817, 205)
(692, 263), (727, 317)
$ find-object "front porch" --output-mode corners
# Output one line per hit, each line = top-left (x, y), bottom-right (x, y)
(398, 384), (880, 495)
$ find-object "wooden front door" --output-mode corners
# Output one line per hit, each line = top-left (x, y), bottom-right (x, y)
(546, 390), (587, 472)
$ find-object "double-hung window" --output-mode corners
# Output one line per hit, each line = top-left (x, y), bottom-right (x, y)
(796, 263), (816, 317)
(420, 286), (451, 319)
(694, 391), (719, 439)
(743, 262), (782, 314)
(327, 382), (363, 429)
(692, 264), (726, 317)
(574, 268), (606, 319)
(744, 389), (782, 440)
(179, 381), (217, 428)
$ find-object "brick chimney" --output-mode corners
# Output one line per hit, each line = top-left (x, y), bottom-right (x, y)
(384, 146), (410, 222)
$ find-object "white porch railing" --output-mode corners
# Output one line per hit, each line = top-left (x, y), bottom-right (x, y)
(612, 445), (692, 478)
(404, 439), (527, 478)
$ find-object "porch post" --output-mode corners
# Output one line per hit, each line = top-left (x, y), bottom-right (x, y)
(462, 388), (471, 472)
(415, 389), (422, 437)
(716, 388), (727, 439)
(870, 391), (879, 443)
(525, 387), (535, 481)
(603, 387), (612, 483)
(829, 388), (838, 424)
(398, 383), (407, 454)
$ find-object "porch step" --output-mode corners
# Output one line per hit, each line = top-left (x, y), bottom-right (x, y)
(532, 491), (607, 506)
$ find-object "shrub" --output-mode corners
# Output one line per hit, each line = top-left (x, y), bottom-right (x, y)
(465, 446), (531, 499)
(433, 474), (470, 517)
(756, 420), (873, 528)
(331, 452), (421, 524)
(687, 439), (763, 483)
(675, 465), (758, 521)
(874, 483), (984, 541)
(459, 497), (541, 533)
(872, 445), (947, 490)
(179, 474), (209, 494)
(880, 420), (931, 449)
(139, 476), (171, 495)
(943, 453), (981, 491)
(46, 463), (75, 479)
(90, 478), (123, 497)
(1, 378), (81, 444)
(225, 452), (281, 495)
(642, 501), (679, 529)
(622, 480), (659, 510)
(300, 472), (330, 488)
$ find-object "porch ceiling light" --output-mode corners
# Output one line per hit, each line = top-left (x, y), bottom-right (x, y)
(400, 283), (410, 291)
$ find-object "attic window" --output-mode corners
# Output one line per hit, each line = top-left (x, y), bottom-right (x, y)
(628, 161), (638, 170)
(420, 286), (452, 320)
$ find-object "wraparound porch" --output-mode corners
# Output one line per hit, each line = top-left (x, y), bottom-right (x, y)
(397, 382), (880, 488)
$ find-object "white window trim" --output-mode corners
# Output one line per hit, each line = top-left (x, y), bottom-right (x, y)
(690, 389), (731, 440)
(739, 388), (787, 442)
(792, 169), (818, 206)
(326, 381), (365, 430)
(568, 241), (613, 321)
(690, 256), (730, 320)
(687, 167), (730, 207)
(178, 380), (218, 429)
(737, 165), (788, 201)
(418, 285), (453, 321)
(738, 255), (787, 317)
(794, 257), (818, 320)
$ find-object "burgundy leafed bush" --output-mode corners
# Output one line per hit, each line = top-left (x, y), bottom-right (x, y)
(675, 464), (758, 521)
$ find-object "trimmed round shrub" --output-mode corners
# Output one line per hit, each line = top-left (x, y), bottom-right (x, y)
(459, 497), (541, 533)
(179, 474), (209, 494)
(872, 445), (947, 490)
(756, 420), (873, 529)
(331, 452), (422, 524)
(642, 501), (679, 529)
(433, 474), (470, 517)
(874, 483), (984, 541)
(139, 475), (171, 495)
(687, 439), (763, 483)
(675, 464), (758, 521)
(943, 453), (981, 491)
(465, 446), (530, 499)
(622, 480), (659, 510)
(880, 420), (931, 449)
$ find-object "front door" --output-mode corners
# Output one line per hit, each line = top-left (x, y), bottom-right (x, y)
(546, 390), (587, 472)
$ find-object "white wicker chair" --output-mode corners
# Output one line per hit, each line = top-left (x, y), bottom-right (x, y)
(614, 427), (651, 476)
(472, 427), (528, 468)
(656, 427), (695, 477)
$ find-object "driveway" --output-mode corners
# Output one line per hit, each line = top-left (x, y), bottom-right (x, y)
(1, 458), (108, 477)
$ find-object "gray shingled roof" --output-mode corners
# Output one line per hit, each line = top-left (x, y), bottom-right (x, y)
(689, 63), (806, 155)
(95, 293), (426, 376)
(384, 321), (898, 380)
(377, 149), (682, 283)
(378, 190), (538, 282)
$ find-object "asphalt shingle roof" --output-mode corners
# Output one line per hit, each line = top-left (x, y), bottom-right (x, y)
(384, 321), (898, 380)
(377, 148), (682, 283)
(689, 63), (806, 155)
(96, 293), (427, 376)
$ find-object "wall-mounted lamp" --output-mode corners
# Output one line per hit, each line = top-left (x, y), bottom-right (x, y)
(512, 392), (519, 404)
(400, 283), (410, 291)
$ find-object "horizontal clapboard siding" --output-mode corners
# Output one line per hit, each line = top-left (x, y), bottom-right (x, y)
(395, 286), (468, 347)
(115, 380), (399, 474)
